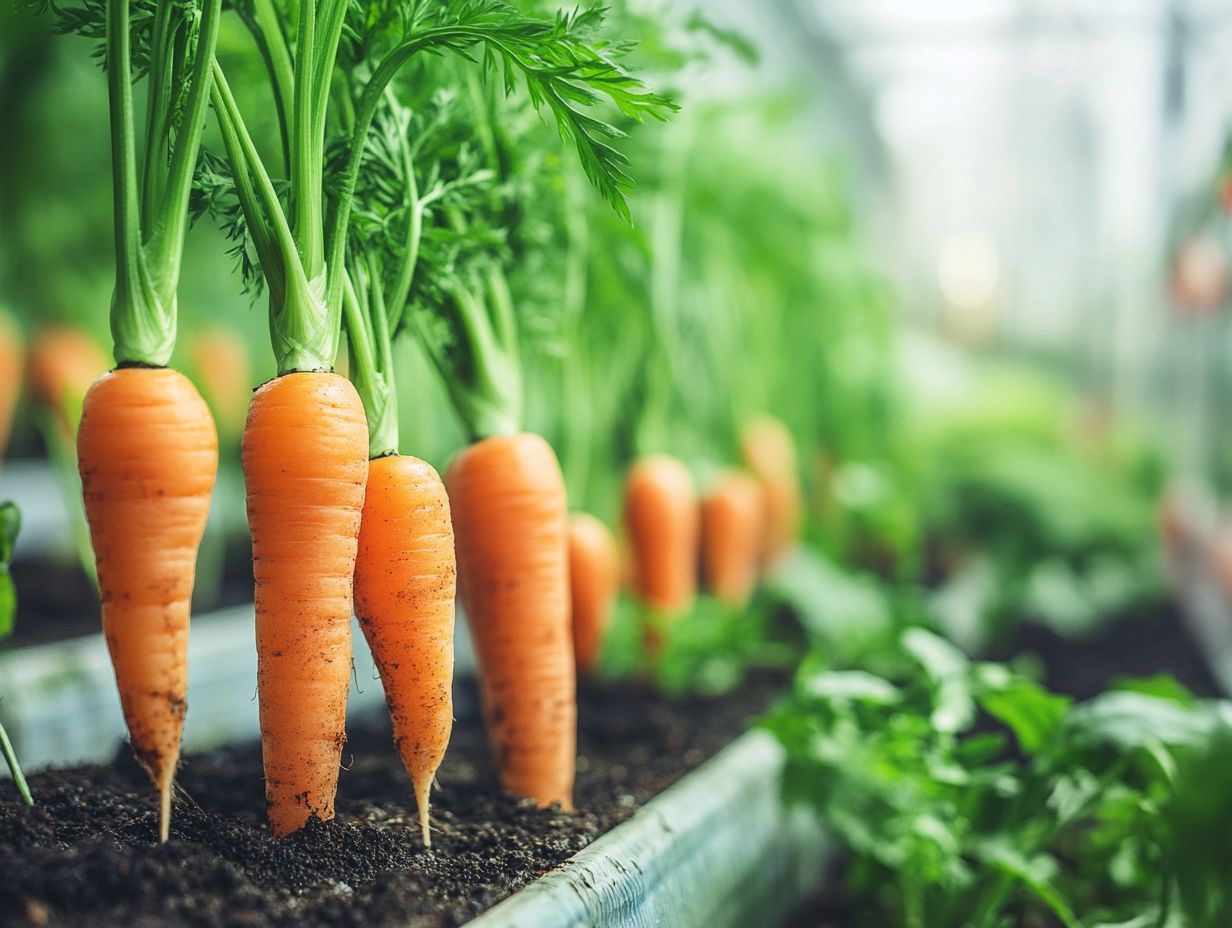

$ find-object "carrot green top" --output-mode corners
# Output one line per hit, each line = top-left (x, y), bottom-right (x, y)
(336, 8), (675, 453)
(102, 0), (221, 367)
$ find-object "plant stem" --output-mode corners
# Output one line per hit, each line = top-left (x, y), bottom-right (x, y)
(0, 719), (32, 806)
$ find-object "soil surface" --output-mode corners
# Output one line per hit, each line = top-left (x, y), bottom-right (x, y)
(0, 672), (784, 928)
(987, 597), (1224, 700)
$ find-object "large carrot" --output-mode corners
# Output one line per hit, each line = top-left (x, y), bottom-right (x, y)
(353, 453), (455, 846)
(77, 368), (216, 841)
(189, 326), (251, 443)
(26, 327), (108, 434)
(568, 512), (620, 675)
(447, 433), (575, 809)
(740, 415), (803, 565)
(63, 0), (222, 845)
(700, 470), (764, 609)
(243, 372), (368, 837)
(0, 312), (22, 462)
(624, 454), (699, 615)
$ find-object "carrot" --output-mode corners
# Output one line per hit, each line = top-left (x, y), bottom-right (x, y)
(0, 312), (22, 462)
(27, 327), (108, 434)
(700, 470), (764, 609)
(243, 372), (368, 837)
(624, 454), (699, 615)
(77, 368), (217, 842)
(354, 454), (455, 846)
(447, 432), (574, 809)
(568, 512), (620, 676)
(189, 326), (251, 442)
(740, 415), (802, 565)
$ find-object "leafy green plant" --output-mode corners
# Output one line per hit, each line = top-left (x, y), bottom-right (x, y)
(763, 627), (1232, 928)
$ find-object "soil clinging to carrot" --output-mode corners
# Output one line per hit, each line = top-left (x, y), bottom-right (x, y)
(0, 672), (784, 928)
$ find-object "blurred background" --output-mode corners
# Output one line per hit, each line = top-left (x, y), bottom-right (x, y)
(3, 0), (1232, 673)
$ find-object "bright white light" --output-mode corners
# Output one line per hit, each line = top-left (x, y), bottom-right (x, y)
(937, 232), (1000, 309)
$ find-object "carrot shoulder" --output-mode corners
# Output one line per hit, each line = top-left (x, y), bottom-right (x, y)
(701, 470), (764, 609)
(447, 432), (575, 809)
(354, 454), (455, 846)
(77, 367), (217, 841)
(28, 328), (108, 434)
(624, 454), (699, 614)
(568, 512), (620, 675)
(243, 372), (368, 837)
(740, 415), (802, 564)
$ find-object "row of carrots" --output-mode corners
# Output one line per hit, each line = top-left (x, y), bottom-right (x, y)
(0, 314), (803, 845)
(4, 0), (793, 852)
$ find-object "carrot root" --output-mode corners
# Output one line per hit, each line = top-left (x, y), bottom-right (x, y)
(77, 367), (218, 843)
(354, 454), (455, 847)
(243, 372), (368, 837)
(447, 432), (575, 810)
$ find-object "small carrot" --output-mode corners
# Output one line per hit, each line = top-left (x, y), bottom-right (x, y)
(447, 432), (575, 809)
(26, 327), (108, 434)
(189, 326), (251, 443)
(354, 454), (455, 847)
(77, 368), (218, 842)
(740, 415), (802, 565)
(243, 372), (368, 837)
(568, 512), (620, 676)
(0, 312), (22, 462)
(700, 470), (764, 609)
(624, 455), (699, 614)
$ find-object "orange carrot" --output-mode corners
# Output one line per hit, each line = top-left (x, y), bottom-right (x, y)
(0, 313), (22, 462)
(243, 372), (368, 837)
(27, 328), (108, 434)
(568, 512), (620, 676)
(189, 326), (251, 442)
(447, 432), (574, 809)
(700, 470), (764, 609)
(354, 454), (455, 846)
(624, 454), (699, 616)
(740, 415), (802, 565)
(77, 368), (217, 841)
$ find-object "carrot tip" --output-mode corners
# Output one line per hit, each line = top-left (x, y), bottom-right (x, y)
(158, 781), (171, 844)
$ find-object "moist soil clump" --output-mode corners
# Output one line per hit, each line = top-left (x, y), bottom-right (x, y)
(0, 672), (784, 928)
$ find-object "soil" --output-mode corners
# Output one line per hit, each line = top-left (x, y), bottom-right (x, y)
(0, 671), (785, 928)
(987, 596), (1224, 700)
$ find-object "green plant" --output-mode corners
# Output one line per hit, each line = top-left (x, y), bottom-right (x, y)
(763, 628), (1232, 927)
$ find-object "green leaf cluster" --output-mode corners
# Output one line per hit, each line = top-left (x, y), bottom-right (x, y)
(763, 629), (1232, 927)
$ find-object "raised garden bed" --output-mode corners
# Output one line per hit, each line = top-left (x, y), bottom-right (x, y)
(0, 672), (815, 928)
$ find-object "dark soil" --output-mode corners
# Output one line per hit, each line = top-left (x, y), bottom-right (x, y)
(987, 597), (1224, 700)
(0, 672), (784, 928)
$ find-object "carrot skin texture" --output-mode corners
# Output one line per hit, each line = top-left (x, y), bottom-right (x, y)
(568, 513), (620, 676)
(624, 455), (699, 614)
(701, 471), (764, 609)
(243, 372), (368, 837)
(740, 416), (802, 565)
(354, 454), (456, 847)
(77, 368), (218, 841)
(447, 433), (575, 810)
